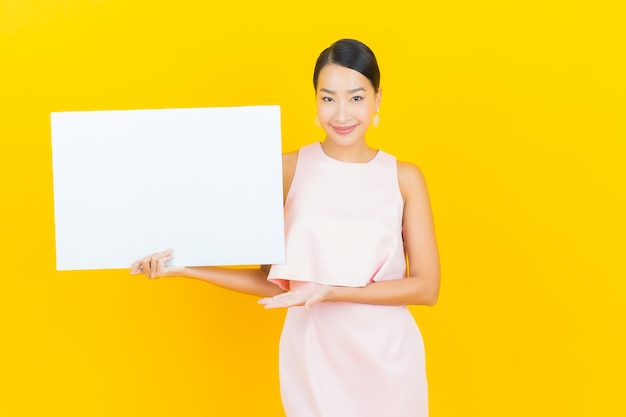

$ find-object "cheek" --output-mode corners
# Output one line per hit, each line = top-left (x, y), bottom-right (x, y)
(356, 105), (375, 121)
(317, 105), (334, 122)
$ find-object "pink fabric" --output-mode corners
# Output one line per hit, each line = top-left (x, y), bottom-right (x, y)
(268, 142), (428, 417)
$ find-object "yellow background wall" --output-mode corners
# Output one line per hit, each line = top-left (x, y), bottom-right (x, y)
(1, 1), (624, 416)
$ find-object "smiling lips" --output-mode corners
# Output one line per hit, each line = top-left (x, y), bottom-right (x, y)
(331, 125), (358, 135)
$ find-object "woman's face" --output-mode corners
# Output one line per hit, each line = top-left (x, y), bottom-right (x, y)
(316, 64), (381, 147)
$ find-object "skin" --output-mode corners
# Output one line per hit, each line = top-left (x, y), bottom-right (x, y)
(130, 63), (440, 309)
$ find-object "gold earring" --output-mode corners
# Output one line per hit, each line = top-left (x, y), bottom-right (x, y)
(373, 110), (380, 128)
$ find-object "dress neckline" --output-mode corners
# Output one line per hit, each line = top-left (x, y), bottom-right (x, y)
(316, 141), (381, 165)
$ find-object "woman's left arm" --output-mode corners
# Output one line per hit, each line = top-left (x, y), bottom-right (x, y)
(260, 161), (440, 309)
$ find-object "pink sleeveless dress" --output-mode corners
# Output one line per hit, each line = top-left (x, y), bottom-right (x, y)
(268, 142), (428, 417)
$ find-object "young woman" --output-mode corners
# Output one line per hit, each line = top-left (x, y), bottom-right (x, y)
(131, 39), (440, 417)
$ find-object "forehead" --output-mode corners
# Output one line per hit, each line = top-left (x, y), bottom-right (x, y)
(317, 64), (373, 91)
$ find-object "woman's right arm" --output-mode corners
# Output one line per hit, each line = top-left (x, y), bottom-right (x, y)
(130, 249), (284, 297)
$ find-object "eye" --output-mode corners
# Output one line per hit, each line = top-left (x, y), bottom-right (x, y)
(321, 96), (334, 102)
(351, 96), (364, 102)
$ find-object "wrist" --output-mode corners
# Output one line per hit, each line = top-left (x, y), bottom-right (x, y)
(167, 265), (187, 278)
(326, 285), (344, 303)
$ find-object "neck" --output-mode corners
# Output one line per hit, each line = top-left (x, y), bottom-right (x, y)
(320, 139), (377, 163)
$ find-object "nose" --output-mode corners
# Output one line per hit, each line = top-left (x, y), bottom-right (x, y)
(334, 101), (350, 123)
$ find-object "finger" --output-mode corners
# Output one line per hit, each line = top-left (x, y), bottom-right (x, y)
(152, 249), (174, 278)
(264, 300), (301, 309)
(131, 249), (173, 278)
(263, 294), (306, 309)
(150, 254), (160, 278)
(137, 255), (152, 278)
(130, 261), (142, 275)
(258, 291), (292, 304)
(273, 291), (294, 300)
(141, 259), (151, 277)
(156, 254), (174, 277)
(259, 295), (290, 308)
(149, 251), (169, 278)
(160, 248), (173, 257)
(263, 301), (291, 309)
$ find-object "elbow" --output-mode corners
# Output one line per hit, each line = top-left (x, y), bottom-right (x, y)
(424, 290), (439, 306)
(418, 278), (440, 306)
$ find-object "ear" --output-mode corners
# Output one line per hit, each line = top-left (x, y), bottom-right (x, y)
(375, 87), (382, 110)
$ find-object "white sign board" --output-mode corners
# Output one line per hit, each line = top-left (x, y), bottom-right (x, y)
(51, 106), (285, 271)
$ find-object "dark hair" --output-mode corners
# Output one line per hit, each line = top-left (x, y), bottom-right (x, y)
(313, 39), (381, 92)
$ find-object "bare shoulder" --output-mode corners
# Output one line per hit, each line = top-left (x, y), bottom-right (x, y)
(397, 160), (428, 199)
(282, 150), (299, 170)
(282, 150), (299, 180)
(397, 160), (425, 181)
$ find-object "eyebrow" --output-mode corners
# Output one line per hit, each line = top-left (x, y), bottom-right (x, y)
(319, 87), (367, 94)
